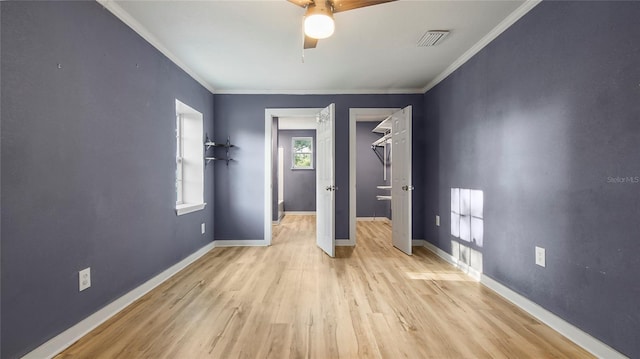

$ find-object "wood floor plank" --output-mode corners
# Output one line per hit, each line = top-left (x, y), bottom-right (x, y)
(57, 215), (593, 359)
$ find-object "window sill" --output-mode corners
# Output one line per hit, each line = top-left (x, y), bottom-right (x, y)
(176, 203), (206, 216)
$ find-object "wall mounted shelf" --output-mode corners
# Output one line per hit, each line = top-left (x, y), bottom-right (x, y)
(204, 135), (235, 166)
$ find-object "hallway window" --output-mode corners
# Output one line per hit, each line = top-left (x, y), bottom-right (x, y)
(292, 137), (314, 169)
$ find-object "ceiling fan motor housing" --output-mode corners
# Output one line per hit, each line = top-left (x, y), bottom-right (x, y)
(304, 1), (335, 39)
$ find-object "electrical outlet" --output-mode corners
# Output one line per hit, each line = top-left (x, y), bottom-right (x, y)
(201, 223), (206, 234)
(79, 267), (91, 291)
(535, 246), (546, 267)
(436, 215), (440, 226)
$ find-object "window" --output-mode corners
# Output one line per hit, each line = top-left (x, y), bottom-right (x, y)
(292, 137), (314, 169)
(175, 99), (206, 215)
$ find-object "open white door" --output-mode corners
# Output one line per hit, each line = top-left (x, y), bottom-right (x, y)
(391, 106), (412, 255)
(316, 104), (336, 257)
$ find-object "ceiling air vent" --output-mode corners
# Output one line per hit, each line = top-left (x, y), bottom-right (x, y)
(417, 30), (450, 47)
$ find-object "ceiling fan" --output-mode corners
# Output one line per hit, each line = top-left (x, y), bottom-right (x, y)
(287, 0), (397, 49)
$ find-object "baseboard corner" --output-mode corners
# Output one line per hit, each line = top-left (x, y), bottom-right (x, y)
(336, 238), (355, 247)
(22, 241), (216, 359)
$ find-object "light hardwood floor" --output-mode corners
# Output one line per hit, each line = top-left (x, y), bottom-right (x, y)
(58, 215), (592, 358)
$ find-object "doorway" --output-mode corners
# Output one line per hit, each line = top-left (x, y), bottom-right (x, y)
(349, 107), (413, 254)
(264, 106), (336, 257)
(274, 117), (317, 223)
(264, 108), (321, 246)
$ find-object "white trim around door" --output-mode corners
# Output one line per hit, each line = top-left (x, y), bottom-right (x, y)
(348, 108), (400, 246)
(264, 108), (323, 246)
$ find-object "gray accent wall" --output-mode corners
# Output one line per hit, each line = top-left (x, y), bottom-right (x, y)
(213, 94), (424, 241)
(279, 130), (316, 212)
(423, 1), (640, 357)
(1, 2), (214, 358)
(356, 122), (391, 219)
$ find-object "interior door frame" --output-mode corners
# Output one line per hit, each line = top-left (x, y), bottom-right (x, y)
(264, 108), (323, 245)
(391, 106), (413, 255)
(315, 103), (336, 257)
(348, 108), (400, 245)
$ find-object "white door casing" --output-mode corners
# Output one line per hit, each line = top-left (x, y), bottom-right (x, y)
(316, 104), (336, 257)
(391, 106), (413, 255)
(264, 108), (322, 246)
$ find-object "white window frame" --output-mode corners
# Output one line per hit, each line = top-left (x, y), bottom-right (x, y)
(291, 136), (314, 170)
(175, 99), (206, 215)
(176, 114), (184, 205)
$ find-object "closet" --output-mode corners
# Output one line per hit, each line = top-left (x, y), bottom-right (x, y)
(371, 116), (392, 203)
(351, 105), (412, 255)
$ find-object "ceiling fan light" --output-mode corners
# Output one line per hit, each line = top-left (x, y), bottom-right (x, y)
(304, 5), (335, 39)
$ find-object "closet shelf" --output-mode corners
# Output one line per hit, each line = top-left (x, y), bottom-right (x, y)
(372, 133), (392, 147)
(377, 186), (392, 190)
(372, 116), (392, 134)
(372, 116), (392, 181)
(376, 195), (392, 201)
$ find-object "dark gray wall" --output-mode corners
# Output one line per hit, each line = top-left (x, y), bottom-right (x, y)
(213, 94), (424, 240)
(356, 122), (390, 218)
(1, 2), (214, 358)
(279, 130), (316, 212)
(424, 1), (640, 357)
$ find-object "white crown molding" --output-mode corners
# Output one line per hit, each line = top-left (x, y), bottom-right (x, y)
(421, 0), (542, 93)
(96, 0), (539, 97)
(215, 88), (424, 95)
(96, 0), (216, 94)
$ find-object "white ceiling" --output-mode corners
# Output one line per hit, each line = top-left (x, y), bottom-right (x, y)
(106, 0), (532, 94)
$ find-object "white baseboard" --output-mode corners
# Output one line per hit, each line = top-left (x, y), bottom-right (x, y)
(481, 275), (626, 359)
(412, 239), (427, 247)
(357, 217), (391, 223)
(336, 238), (355, 247)
(23, 241), (217, 359)
(283, 211), (316, 215)
(420, 240), (481, 281)
(212, 239), (268, 247)
(420, 240), (626, 359)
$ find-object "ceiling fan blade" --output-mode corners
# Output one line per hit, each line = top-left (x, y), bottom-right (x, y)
(331, 0), (396, 13)
(304, 35), (318, 49)
(287, 0), (313, 8)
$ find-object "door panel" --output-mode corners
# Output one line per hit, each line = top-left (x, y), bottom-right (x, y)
(391, 106), (412, 255)
(316, 104), (335, 257)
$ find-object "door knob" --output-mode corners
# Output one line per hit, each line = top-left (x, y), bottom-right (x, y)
(402, 185), (415, 191)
